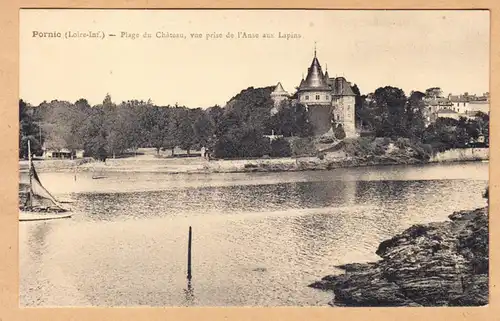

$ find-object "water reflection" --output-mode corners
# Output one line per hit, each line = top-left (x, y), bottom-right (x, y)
(28, 222), (51, 260)
(20, 163), (489, 307)
(183, 280), (195, 306)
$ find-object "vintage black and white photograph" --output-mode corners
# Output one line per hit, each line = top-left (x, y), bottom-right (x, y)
(19, 9), (489, 307)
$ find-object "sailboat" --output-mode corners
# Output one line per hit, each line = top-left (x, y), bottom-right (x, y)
(92, 168), (107, 180)
(91, 162), (107, 180)
(19, 140), (72, 221)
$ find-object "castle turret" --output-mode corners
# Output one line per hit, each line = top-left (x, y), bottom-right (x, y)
(297, 50), (331, 105)
(270, 82), (290, 114)
(331, 77), (356, 138)
(282, 47), (359, 138)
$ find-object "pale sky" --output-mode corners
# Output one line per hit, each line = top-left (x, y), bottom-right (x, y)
(20, 9), (489, 108)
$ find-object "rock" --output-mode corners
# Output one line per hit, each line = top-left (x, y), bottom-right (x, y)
(335, 263), (378, 272)
(449, 274), (489, 306)
(310, 207), (489, 307)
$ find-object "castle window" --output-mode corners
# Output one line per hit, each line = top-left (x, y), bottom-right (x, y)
(305, 95), (309, 100)
(315, 95), (320, 100)
(326, 95), (330, 100)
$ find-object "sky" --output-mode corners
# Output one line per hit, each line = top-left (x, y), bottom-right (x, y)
(20, 9), (490, 108)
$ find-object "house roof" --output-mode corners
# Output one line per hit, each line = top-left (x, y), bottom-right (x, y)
(331, 77), (355, 96)
(436, 108), (458, 114)
(449, 95), (469, 103)
(425, 98), (452, 106)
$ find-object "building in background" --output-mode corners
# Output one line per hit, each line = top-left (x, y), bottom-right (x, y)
(271, 48), (358, 138)
(424, 92), (489, 125)
(270, 82), (290, 115)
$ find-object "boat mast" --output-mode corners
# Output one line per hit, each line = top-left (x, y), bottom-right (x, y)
(27, 139), (33, 207)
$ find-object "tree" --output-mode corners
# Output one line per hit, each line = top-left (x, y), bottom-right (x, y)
(193, 111), (215, 148)
(223, 86), (275, 132)
(474, 112), (489, 142)
(75, 98), (91, 110)
(268, 101), (312, 137)
(105, 106), (129, 157)
(175, 107), (198, 155)
(405, 91), (427, 140)
(81, 107), (109, 161)
(213, 125), (271, 159)
(102, 93), (114, 108)
(455, 117), (469, 147)
(148, 107), (171, 155)
(117, 100), (150, 152)
(370, 86), (408, 137)
(334, 124), (346, 140)
(357, 96), (378, 132)
(351, 84), (364, 127)
(270, 138), (292, 157)
(38, 99), (91, 156)
(207, 105), (224, 138)
(465, 119), (480, 141)
(19, 99), (43, 158)
(218, 109), (243, 137)
(425, 87), (443, 98)
(268, 100), (296, 136)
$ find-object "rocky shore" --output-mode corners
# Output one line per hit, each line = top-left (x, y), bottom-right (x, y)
(309, 206), (489, 307)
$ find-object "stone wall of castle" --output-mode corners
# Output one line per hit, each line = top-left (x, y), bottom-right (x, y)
(271, 94), (289, 107)
(333, 96), (356, 138)
(307, 105), (333, 136)
(298, 91), (331, 105)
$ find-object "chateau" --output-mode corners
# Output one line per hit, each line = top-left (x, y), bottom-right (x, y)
(271, 49), (358, 138)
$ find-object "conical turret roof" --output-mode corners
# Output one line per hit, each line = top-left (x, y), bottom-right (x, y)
(272, 82), (287, 93)
(300, 54), (330, 91)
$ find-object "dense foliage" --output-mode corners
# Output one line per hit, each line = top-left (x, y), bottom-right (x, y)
(270, 138), (292, 158)
(334, 125), (346, 140)
(19, 99), (43, 158)
(422, 114), (489, 152)
(19, 84), (489, 160)
(357, 86), (488, 150)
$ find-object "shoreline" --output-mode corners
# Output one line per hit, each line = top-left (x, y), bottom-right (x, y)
(309, 205), (489, 307)
(20, 150), (488, 175)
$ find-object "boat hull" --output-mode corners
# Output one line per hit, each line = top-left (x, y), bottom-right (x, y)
(19, 211), (72, 221)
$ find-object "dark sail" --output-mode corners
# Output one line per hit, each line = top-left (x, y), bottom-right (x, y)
(23, 160), (68, 213)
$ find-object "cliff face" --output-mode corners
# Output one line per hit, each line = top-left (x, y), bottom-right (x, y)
(310, 207), (489, 307)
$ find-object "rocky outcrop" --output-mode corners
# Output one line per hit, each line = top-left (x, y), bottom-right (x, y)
(309, 207), (489, 307)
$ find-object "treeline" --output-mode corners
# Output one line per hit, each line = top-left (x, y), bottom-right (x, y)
(19, 85), (489, 160)
(355, 86), (489, 151)
(18, 87), (312, 160)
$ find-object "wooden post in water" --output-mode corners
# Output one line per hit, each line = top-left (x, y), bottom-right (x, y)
(187, 226), (192, 281)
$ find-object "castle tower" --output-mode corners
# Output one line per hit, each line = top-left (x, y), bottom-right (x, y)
(331, 77), (357, 138)
(285, 47), (359, 138)
(297, 50), (332, 106)
(270, 82), (290, 114)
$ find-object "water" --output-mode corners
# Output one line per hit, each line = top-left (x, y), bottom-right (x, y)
(19, 162), (488, 307)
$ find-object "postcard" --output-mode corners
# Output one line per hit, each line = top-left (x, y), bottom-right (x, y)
(17, 9), (489, 308)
